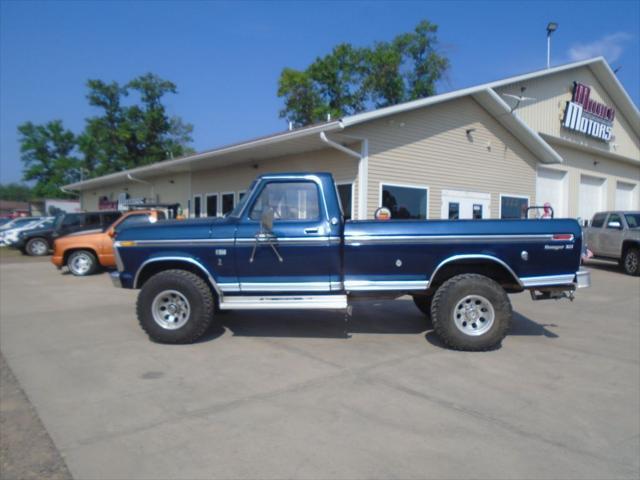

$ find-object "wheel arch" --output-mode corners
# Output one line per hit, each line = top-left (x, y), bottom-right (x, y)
(134, 257), (222, 297)
(428, 255), (523, 293)
(63, 247), (98, 265)
(622, 239), (640, 255)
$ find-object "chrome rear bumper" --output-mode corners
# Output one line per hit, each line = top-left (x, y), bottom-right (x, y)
(575, 269), (591, 289)
(110, 271), (122, 288)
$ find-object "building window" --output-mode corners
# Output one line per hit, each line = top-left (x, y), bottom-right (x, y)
(381, 184), (428, 219)
(238, 191), (246, 201)
(448, 202), (459, 220)
(206, 194), (218, 217)
(472, 204), (483, 219)
(222, 193), (235, 215)
(337, 183), (353, 220)
(193, 195), (202, 218)
(500, 195), (528, 219)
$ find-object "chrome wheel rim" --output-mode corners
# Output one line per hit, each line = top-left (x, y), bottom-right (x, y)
(151, 290), (191, 330)
(453, 295), (495, 336)
(30, 240), (47, 255)
(70, 253), (92, 274)
(625, 252), (638, 272)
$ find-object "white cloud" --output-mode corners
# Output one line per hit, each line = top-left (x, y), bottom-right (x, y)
(568, 32), (633, 63)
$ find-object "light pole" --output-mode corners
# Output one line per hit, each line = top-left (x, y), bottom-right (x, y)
(547, 22), (558, 68)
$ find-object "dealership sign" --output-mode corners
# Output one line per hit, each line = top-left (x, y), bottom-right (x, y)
(562, 82), (615, 142)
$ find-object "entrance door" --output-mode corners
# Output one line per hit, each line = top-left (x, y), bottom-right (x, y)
(579, 174), (606, 223)
(536, 167), (567, 218)
(441, 190), (491, 219)
(234, 179), (340, 293)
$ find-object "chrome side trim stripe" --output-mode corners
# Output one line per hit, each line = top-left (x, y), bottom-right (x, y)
(344, 280), (428, 291)
(345, 234), (555, 246)
(520, 274), (576, 287)
(131, 239), (235, 247)
(240, 282), (331, 292)
(219, 295), (348, 310)
(236, 236), (340, 245)
(218, 283), (241, 292)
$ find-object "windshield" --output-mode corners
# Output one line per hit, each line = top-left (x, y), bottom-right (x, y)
(624, 213), (640, 228)
(228, 181), (256, 217)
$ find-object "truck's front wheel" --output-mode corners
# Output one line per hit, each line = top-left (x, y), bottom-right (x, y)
(431, 274), (511, 351)
(137, 269), (215, 344)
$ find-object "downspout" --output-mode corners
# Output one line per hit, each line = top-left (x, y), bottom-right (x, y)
(127, 173), (155, 199)
(319, 131), (368, 219)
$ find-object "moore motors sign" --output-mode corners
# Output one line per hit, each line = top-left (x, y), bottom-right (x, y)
(562, 82), (615, 142)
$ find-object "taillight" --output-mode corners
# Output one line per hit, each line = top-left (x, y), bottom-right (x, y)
(553, 234), (574, 241)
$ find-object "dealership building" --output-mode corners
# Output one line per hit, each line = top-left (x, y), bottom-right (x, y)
(66, 57), (639, 224)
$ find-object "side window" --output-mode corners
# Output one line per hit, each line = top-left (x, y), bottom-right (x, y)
(337, 184), (353, 220)
(102, 212), (121, 226)
(607, 213), (622, 228)
(591, 213), (606, 228)
(62, 214), (84, 227)
(249, 182), (320, 221)
(84, 213), (101, 227)
(115, 214), (151, 232)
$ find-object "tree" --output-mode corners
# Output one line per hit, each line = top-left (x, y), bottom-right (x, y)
(0, 183), (34, 202)
(78, 73), (194, 176)
(278, 20), (450, 126)
(17, 120), (79, 198)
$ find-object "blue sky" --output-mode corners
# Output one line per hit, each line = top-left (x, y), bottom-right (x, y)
(1, 0), (638, 183)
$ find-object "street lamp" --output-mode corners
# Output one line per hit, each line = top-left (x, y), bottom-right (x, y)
(547, 22), (558, 69)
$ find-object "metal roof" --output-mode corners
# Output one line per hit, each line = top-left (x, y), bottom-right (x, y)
(65, 57), (638, 191)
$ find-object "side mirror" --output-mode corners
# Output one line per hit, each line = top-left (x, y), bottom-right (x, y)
(607, 221), (622, 229)
(260, 207), (274, 232)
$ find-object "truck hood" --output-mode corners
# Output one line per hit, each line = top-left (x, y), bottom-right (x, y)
(54, 230), (107, 246)
(116, 217), (233, 242)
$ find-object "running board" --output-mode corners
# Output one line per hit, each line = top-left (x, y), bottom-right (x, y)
(219, 295), (348, 310)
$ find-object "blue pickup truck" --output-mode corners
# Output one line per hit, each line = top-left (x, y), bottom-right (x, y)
(112, 172), (590, 351)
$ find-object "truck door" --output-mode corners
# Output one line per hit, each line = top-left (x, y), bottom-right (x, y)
(600, 212), (625, 257)
(585, 212), (606, 255)
(234, 179), (341, 293)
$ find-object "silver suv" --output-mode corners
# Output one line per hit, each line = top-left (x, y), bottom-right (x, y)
(584, 211), (640, 276)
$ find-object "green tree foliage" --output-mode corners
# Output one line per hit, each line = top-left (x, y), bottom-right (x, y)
(0, 183), (34, 202)
(79, 73), (194, 176)
(17, 120), (79, 198)
(18, 74), (194, 196)
(278, 20), (449, 126)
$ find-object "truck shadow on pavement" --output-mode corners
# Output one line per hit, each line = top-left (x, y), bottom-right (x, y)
(206, 300), (559, 347)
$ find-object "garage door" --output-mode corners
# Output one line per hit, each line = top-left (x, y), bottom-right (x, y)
(536, 168), (567, 217)
(579, 175), (606, 223)
(615, 181), (637, 210)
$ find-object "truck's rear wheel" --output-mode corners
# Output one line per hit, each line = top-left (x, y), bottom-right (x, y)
(431, 274), (511, 351)
(137, 269), (215, 344)
(622, 248), (639, 276)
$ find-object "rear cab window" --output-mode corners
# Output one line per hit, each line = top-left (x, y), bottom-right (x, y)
(591, 213), (606, 228)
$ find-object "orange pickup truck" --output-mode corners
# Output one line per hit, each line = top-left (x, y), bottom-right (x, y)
(52, 210), (164, 276)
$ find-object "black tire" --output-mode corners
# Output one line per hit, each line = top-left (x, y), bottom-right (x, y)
(431, 274), (512, 351)
(622, 248), (640, 276)
(25, 237), (49, 256)
(137, 269), (215, 344)
(67, 250), (99, 276)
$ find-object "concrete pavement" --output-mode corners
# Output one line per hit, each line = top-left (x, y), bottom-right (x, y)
(0, 258), (638, 479)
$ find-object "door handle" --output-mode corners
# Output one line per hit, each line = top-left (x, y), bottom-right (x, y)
(304, 228), (319, 234)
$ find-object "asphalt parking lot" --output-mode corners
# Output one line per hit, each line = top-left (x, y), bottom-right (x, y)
(0, 254), (639, 480)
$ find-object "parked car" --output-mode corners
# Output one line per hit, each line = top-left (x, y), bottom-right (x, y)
(0, 216), (43, 232)
(13, 211), (122, 256)
(583, 211), (640, 276)
(111, 172), (590, 351)
(52, 210), (165, 276)
(0, 217), (55, 247)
